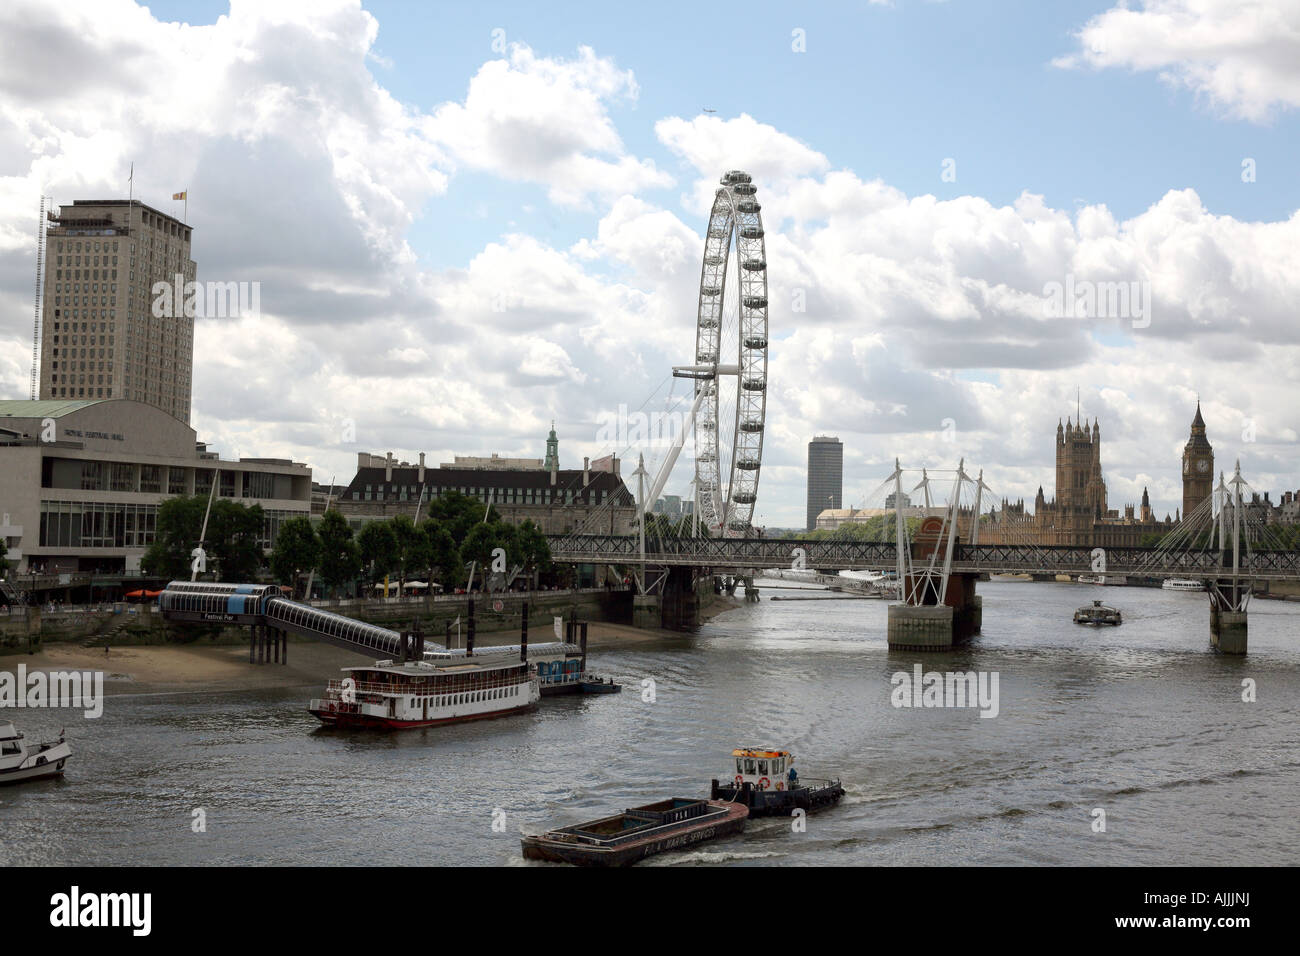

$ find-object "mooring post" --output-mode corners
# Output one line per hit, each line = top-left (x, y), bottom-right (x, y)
(412, 616), (424, 658)
(520, 601), (529, 662)
(467, 598), (475, 657)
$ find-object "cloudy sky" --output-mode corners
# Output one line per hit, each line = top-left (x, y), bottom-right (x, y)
(2, 0), (1299, 528)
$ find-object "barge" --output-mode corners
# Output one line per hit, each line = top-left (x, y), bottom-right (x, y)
(709, 748), (845, 817)
(1073, 599), (1122, 625)
(521, 798), (748, 866)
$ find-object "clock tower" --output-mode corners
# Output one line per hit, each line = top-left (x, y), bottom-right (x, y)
(1181, 401), (1214, 518)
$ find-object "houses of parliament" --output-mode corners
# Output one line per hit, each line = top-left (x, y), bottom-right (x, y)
(978, 404), (1214, 548)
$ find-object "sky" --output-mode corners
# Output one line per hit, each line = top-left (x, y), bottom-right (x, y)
(2, 0), (1299, 528)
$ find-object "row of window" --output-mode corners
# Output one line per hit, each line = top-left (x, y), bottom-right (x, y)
(37, 500), (303, 551)
(403, 684), (522, 711)
(354, 485), (610, 506)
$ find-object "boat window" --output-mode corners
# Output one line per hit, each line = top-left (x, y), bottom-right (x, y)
(744, 759), (756, 774)
(758, 760), (768, 775)
(736, 758), (744, 774)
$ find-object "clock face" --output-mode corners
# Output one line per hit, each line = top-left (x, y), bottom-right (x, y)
(1197, 459), (1210, 474)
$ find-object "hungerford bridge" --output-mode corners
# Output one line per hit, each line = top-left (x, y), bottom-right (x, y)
(547, 458), (1295, 655)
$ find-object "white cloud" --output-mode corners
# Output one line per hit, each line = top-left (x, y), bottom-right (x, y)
(1055, 0), (1300, 122)
(429, 44), (672, 206)
(1, 1), (1298, 528)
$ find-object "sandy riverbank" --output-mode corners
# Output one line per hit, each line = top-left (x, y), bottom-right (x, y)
(1, 616), (707, 694)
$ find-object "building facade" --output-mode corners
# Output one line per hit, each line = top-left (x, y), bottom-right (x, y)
(38, 199), (196, 423)
(980, 417), (1164, 547)
(330, 450), (637, 535)
(0, 399), (310, 574)
(806, 435), (844, 531)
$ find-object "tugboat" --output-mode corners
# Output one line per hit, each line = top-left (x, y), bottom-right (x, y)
(1073, 599), (1122, 626)
(709, 748), (845, 817)
(0, 722), (71, 784)
(521, 797), (748, 866)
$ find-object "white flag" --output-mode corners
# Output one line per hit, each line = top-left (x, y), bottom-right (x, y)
(554, 616), (563, 640)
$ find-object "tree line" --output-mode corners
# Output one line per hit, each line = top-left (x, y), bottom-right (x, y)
(141, 491), (551, 596)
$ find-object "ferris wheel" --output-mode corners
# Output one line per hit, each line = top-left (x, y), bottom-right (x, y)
(673, 169), (769, 536)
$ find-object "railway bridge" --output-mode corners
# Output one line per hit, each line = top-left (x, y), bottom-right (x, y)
(550, 460), (1294, 655)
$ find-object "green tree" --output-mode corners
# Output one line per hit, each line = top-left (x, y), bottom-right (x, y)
(318, 510), (361, 597)
(206, 500), (266, 581)
(270, 516), (320, 597)
(461, 522), (515, 590)
(422, 520), (463, 590)
(142, 496), (265, 582)
(357, 519), (398, 589)
(391, 514), (432, 592)
(142, 496), (208, 580)
(424, 491), (496, 547)
(513, 519), (551, 585)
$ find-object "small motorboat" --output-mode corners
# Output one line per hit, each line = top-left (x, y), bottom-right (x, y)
(1074, 600), (1122, 626)
(577, 676), (622, 694)
(0, 722), (71, 784)
(521, 798), (748, 866)
(710, 748), (845, 817)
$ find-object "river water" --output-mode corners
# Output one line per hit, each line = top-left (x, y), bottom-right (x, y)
(2, 580), (1297, 866)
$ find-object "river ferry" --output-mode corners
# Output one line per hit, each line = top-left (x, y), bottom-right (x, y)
(709, 748), (845, 817)
(1162, 578), (1205, 592)
(0, 722), (71, 784)
(521, 798), (748, 866)
(309, 654), (539, 729)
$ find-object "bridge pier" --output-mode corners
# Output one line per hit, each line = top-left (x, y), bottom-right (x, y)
(887, 604), (954, 650)
(633, 594), (661, 629)
(1209, 581), (1248, 655)
(888, 572), (981, 651)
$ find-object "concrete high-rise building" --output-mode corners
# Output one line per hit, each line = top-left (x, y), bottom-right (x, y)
(806, 435), (843, 530)
(38, 199), (196, 423)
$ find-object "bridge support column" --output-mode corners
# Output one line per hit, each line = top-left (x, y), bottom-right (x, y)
(887, 605), (953, 651)
(1210, 609), (1247, 654)
(633, 594), (661, 629)
(1208, 581), (1248, 655)
(659, 567), (699, 629)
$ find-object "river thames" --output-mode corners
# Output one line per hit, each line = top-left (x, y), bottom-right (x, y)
(3, 580), (1297, 866)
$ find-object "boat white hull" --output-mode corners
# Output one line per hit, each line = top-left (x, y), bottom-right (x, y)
(0, 742), (70, 785)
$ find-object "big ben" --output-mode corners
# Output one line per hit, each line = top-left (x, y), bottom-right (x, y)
(1182, 401), (1214, 517)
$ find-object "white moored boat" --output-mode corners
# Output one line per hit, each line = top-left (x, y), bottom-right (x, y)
(309, 653), (541, 730)
(1162, 578), (1205, 592)
(0, 722), (71, 784)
